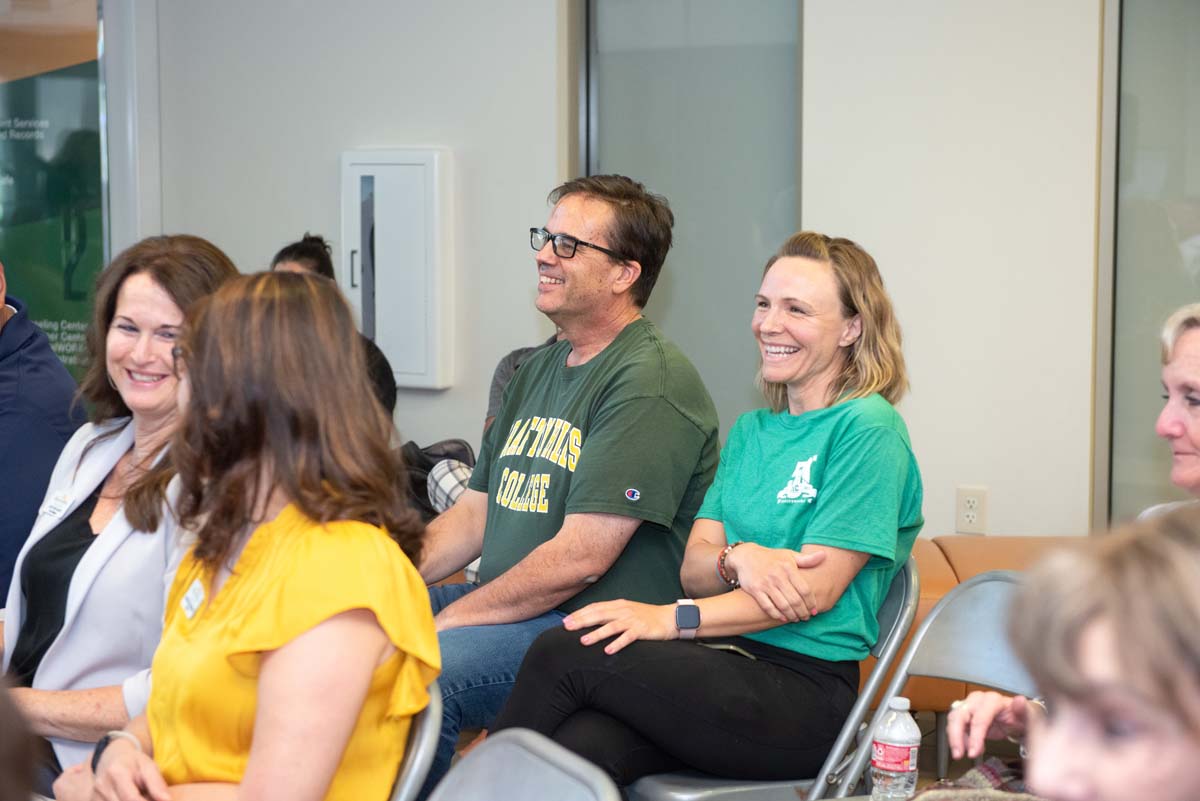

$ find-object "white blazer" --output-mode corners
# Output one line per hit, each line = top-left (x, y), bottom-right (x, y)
(2, 419), (188, 770)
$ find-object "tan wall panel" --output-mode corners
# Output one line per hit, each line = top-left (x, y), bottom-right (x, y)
(0, 30), (97, 83)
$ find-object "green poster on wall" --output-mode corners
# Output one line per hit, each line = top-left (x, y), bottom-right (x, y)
(0, 59), (104, 378)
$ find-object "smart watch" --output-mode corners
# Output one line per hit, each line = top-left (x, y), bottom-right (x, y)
(675, 598), (700, 640)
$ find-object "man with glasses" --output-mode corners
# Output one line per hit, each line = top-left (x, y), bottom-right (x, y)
(417, 175), (719, 797)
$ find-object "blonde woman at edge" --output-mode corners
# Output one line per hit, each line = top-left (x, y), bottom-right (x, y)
(947, 301), (1200, 764)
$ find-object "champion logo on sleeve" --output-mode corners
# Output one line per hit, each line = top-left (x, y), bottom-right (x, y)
(625, 488), (641, 502)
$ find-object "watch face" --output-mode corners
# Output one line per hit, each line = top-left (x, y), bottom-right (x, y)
(676, 603), (701, 630)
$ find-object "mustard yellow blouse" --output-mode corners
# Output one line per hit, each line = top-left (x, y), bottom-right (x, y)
(148, 505), (440, 801)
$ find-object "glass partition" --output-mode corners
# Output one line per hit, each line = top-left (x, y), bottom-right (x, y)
(0, 0), (103, 377)
(587, 0), (800, 435)
(1109, 0), (1200, 519)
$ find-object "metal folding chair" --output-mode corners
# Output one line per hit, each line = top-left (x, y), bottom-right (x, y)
(427, 727), (622, 801)
(839, 570), (1039, 797)
(389, 680), (443, 801)
(627, 555), (920, 801)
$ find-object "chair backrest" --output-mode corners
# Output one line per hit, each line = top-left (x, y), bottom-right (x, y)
(871, 555), (918, 659)
(428, 728), (622, 801)
(389, 680), (443, 801)
(903, 570), (1038, 693)
(835, 570), (1038, 798)
(805, 555), (919, 799)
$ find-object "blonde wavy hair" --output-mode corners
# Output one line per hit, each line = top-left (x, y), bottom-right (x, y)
(757, 232), (908, 411)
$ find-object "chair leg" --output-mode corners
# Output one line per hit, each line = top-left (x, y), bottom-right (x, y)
(935, 711), (949, 779)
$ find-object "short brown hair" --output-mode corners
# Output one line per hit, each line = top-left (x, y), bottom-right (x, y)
(758, 232), (908, 411)
(78, 235), (239, 531)
(174, 271), (423, 567)
(548, 175), (674, 308)
(1010, 507), (1200, 734)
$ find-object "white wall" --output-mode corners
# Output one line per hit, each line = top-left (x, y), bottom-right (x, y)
(802, 1), (1103, 537)
(154, 0), (562, 448)
(148, 0), (1105, 536)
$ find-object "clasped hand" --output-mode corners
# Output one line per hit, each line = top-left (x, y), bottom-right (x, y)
(726, 543), (826, 623)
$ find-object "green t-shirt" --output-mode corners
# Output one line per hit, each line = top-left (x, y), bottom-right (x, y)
(470, 318), (720, 613)
(697, 394), (924, 661)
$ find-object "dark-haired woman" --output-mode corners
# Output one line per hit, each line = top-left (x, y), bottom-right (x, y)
(1, 236), (237, 787)
(67, 272), (438, 801)
(271, 233), (397, 416)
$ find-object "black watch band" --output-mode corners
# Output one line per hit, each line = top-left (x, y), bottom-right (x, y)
(91, 732), (118, 773)
(92, 731), (138, 773)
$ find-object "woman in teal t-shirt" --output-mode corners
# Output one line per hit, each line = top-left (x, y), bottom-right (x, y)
(493, 232), (924, 784)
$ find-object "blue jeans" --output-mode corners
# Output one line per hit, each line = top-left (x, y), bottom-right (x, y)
(417, 582), (566, 800)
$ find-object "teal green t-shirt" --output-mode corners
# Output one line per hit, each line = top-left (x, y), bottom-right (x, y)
(470, 318), (720, 613)
(697, 394), (923, 661)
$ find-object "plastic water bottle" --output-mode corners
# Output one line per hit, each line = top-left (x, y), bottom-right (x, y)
(869, 696), (921, 800)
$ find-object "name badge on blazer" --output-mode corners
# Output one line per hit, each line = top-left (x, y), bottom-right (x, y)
(181, 578), (205, 619)
(41, 491), (73, 520)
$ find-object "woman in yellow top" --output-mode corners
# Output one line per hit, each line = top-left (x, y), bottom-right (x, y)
(55, 271), (440, 801)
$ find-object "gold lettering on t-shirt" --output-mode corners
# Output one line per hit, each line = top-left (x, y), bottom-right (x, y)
(500, 420), (523, 457)
(493, 469), (552, 514)
(497, 467), (524, 506)
(501, 419), (530, 458)
(533, 419), (556, 459)
(495, 416), (584, 474)
(525, 417), (550, 457)
(518, 416), (542, 455)
(567, 428), (582, 471)
(516, 473), (534, 512)
(539, 419), (567, 460)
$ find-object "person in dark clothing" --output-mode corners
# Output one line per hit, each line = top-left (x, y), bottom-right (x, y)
(271, 233), (397, 415)
(0, 259), (86, 599)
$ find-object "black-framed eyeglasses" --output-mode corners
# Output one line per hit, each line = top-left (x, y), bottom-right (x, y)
(530, 227), (629, 262)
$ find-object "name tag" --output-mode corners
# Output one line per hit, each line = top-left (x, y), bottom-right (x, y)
(41, 491), (73, 520)
(181, 578), (205, 619)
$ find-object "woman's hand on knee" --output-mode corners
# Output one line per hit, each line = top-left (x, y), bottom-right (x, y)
(563, 600), (675, 655)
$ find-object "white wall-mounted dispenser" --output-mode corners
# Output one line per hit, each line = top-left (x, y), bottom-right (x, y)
(340, 148), (454, 390)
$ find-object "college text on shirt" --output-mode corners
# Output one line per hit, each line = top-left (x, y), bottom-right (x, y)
(494, 416), (583, 514)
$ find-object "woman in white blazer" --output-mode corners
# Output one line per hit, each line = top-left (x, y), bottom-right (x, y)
(0, 235), (237, 788)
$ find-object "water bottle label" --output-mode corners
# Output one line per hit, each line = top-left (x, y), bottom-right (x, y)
(871, 741), (918, 772)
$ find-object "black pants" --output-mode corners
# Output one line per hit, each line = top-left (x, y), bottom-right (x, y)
(492, 626), (858, 786)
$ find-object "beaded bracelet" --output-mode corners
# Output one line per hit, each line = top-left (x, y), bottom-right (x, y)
(717, 541), (743, 588)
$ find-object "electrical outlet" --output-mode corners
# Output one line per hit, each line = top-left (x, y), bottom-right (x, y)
(955, 486), (988, 534)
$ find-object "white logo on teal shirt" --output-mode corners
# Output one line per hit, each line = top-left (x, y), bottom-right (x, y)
(777, 455), (818, 504)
